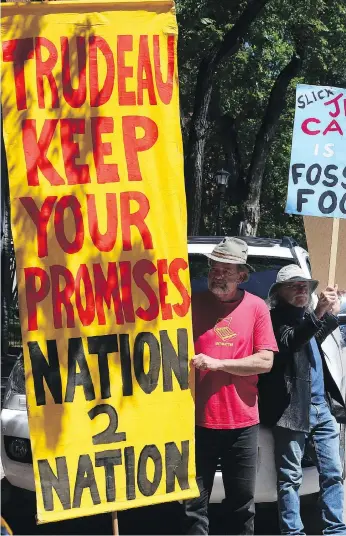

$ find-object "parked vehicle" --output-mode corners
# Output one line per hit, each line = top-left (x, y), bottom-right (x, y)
(339, 293), (346, 347)
(1, 236), (345, 503)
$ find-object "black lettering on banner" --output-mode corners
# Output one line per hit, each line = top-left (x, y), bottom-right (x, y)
(342, 167), (346, 189)
(28, 340), (62, 406)
(322, 165), (338, 188)
(38, 456), (71, 511)
(119, 334), (133, 396)
(124, 446), (136, 500)
(73, 454), (101, 508)
(137, 445), (162, 497)
(165, 441), (190, 493)
(161, 329), (188, 392)
(88, 404), (126, 445)
(318, 191), (337, 214)
(339, 193), (346, 215)
(306, 164), (322, 186)
(133, 333), (160, 394)
(95, 449), (122, 502)
(297, 96), (305, 109)
(296, 189), (314, 212)
(65, 338), (95, 402)
(291, 164), (305, 184)
(87, 335), (118, 400)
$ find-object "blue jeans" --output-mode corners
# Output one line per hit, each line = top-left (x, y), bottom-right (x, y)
(274, 402), (346, 535)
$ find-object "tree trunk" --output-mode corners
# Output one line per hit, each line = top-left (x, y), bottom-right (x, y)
(219, 114), (246, 204)
(185, 58), (215, 235)
(239, 203), (261, 236)
(238, 51), (304, 236)
(185, 0), (271, 235)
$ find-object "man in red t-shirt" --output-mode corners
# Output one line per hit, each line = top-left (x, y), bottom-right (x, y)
(183, 237), (278, 535)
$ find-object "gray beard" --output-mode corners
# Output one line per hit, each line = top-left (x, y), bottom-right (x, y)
(209, 281), (228, 293)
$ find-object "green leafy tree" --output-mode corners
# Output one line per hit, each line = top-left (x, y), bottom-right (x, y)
(177, 0), (346, 238)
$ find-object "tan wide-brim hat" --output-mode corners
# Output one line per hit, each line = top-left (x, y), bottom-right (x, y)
(204, 237), (254, 272)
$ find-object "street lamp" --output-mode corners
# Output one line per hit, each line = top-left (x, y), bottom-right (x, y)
(215, 169), (230, 236)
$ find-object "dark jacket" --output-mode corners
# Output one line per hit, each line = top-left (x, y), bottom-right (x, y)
(259, 301), (346, 432)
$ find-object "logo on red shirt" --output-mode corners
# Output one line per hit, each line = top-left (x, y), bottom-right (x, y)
(214, 317), (237, 343)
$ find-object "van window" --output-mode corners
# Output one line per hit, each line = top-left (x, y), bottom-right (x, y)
(189, 254), (295, 300)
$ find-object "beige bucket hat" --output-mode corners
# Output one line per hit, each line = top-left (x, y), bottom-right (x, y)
(268, 264), (319, 297)
(205, 237), (254, 271)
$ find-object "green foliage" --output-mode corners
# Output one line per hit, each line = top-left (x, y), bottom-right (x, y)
(177, 0), (346, 242)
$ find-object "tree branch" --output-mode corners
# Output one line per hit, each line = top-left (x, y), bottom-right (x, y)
(185, 0), (271, 235)
(239, 50), (304, 236)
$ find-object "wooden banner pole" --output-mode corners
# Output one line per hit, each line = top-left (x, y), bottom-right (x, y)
(328, 218), (340, 287)
(111, 512), (119, 536)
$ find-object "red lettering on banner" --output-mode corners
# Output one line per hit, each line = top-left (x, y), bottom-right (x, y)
(157, 259), (173, 320)
(22, 116), (158, 185)
(75, 264), (95, 326)
(3, 35), (175, 109)
(169, 258), (191, 317)
(60, 118), (90, 184)
(87, 193), (118, 252)
(61, 36), (87, 108)
(23, 257), (190, 330)
(93, 263), (124, 325)
(119, 261), (135, 322)
(120, 191), (153, 251)
(323, 119), (344, 136)
(117, 35), (136, 105)
(89, 36), (115, 107)
(301, 118), (320, 135)
(133, 260), (159, 321)
(20, 196), (57, 258)
(137, 36), (157, 105)
(20, 192), (154, 256)
(122, 116), (158, 181)
(25, 267), (50, 331)
(2, 38), (34, 111)
(324, 93), (344, 118)
(22, 119), (64, 186)
(91, 117), (119, 183)
(54, 196), (84, 254)
(50, 265), (75, 328)
(153, 35), (175, 105)
(35, 37), (59, 109)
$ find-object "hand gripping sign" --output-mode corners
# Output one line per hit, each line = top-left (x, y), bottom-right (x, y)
(1, 0), (199, 524)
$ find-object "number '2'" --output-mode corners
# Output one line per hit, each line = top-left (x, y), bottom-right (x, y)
(88, 404), (127, 445)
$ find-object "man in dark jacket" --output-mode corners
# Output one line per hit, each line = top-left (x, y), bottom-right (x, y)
(259, 264), (346, 535)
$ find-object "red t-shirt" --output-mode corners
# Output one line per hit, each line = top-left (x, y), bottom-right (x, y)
(192, 290), (278, 429)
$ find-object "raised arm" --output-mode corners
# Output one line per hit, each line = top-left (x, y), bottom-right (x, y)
(273, 286), (340, 352)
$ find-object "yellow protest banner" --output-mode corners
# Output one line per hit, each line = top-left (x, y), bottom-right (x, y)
(1, 0), (198, 523)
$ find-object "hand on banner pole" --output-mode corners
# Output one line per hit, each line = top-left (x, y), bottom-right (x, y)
(315, 285), (340, 318)
(192, 354), (220, 371)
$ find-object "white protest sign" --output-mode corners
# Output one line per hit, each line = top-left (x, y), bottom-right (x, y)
(286, 84), (346, 218)
(286, 84), (346, 286)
